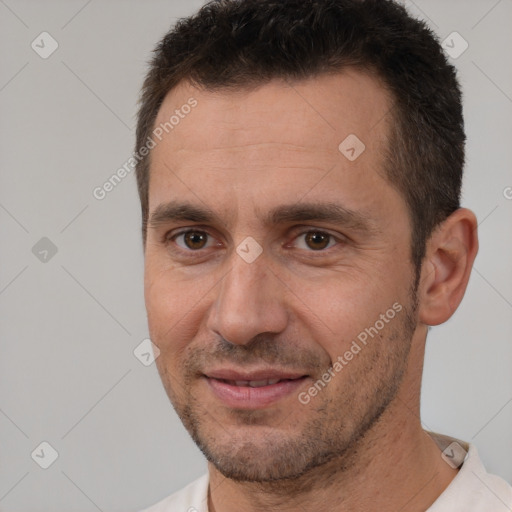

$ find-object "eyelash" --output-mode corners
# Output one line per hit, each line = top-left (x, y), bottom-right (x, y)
(164, 228), (343, 256)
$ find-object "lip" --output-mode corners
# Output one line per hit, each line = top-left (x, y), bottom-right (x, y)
(205, 368), (307, 381)
(203, 368), (309, 409)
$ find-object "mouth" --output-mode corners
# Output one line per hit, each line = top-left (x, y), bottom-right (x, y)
(214, 377), (304, 387)
(202, 369), (310, 409)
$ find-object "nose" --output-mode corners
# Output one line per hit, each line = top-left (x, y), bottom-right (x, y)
(205, 249), (289, 346)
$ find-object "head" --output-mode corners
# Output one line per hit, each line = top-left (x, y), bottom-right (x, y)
(137, 0), (478, 483)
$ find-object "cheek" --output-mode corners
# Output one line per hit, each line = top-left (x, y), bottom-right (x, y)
(292, 270), (404, 359)
(144, 261), (211, 356)
(144, 263), (184, 348)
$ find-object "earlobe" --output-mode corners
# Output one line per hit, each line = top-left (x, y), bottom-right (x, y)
(418, 208), (479, 326)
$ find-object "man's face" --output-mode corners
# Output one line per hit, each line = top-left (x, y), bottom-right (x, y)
(144, 71), (419, 482)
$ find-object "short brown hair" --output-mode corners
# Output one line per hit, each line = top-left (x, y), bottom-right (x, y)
(135, 0), (465, 270)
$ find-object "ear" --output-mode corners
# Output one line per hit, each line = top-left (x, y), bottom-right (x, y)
(418, 208), (479, 326)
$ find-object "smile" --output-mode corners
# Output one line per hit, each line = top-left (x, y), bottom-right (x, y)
(203, 371), (309, 409)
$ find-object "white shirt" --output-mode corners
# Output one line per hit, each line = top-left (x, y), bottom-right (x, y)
(140, 433), (512, 512)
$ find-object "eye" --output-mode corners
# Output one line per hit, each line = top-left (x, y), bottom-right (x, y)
(171, 230), (217, 251)
(293, 230), (339, 251)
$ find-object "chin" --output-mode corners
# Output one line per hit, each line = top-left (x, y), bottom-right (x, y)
(189, 419), (342, 483)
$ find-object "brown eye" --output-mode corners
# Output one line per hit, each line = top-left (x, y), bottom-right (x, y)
(304, 231), (332, 250)
(173, 230), (211, 250)
(183, 231), (208, 249)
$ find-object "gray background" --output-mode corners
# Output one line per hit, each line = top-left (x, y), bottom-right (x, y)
(0, 0), (511, 510)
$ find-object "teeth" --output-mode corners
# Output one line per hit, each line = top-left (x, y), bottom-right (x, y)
(249, 379), (273, 388)
(231, 379), (281, 387)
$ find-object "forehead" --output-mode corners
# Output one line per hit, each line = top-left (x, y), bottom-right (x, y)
(148, 70), (399, 225)
(153, 70), (391, 153)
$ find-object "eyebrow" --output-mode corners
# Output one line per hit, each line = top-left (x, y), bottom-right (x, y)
(148, 200), (376, 233)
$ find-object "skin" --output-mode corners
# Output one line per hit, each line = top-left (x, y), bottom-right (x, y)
(143, 70), (479, 512)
